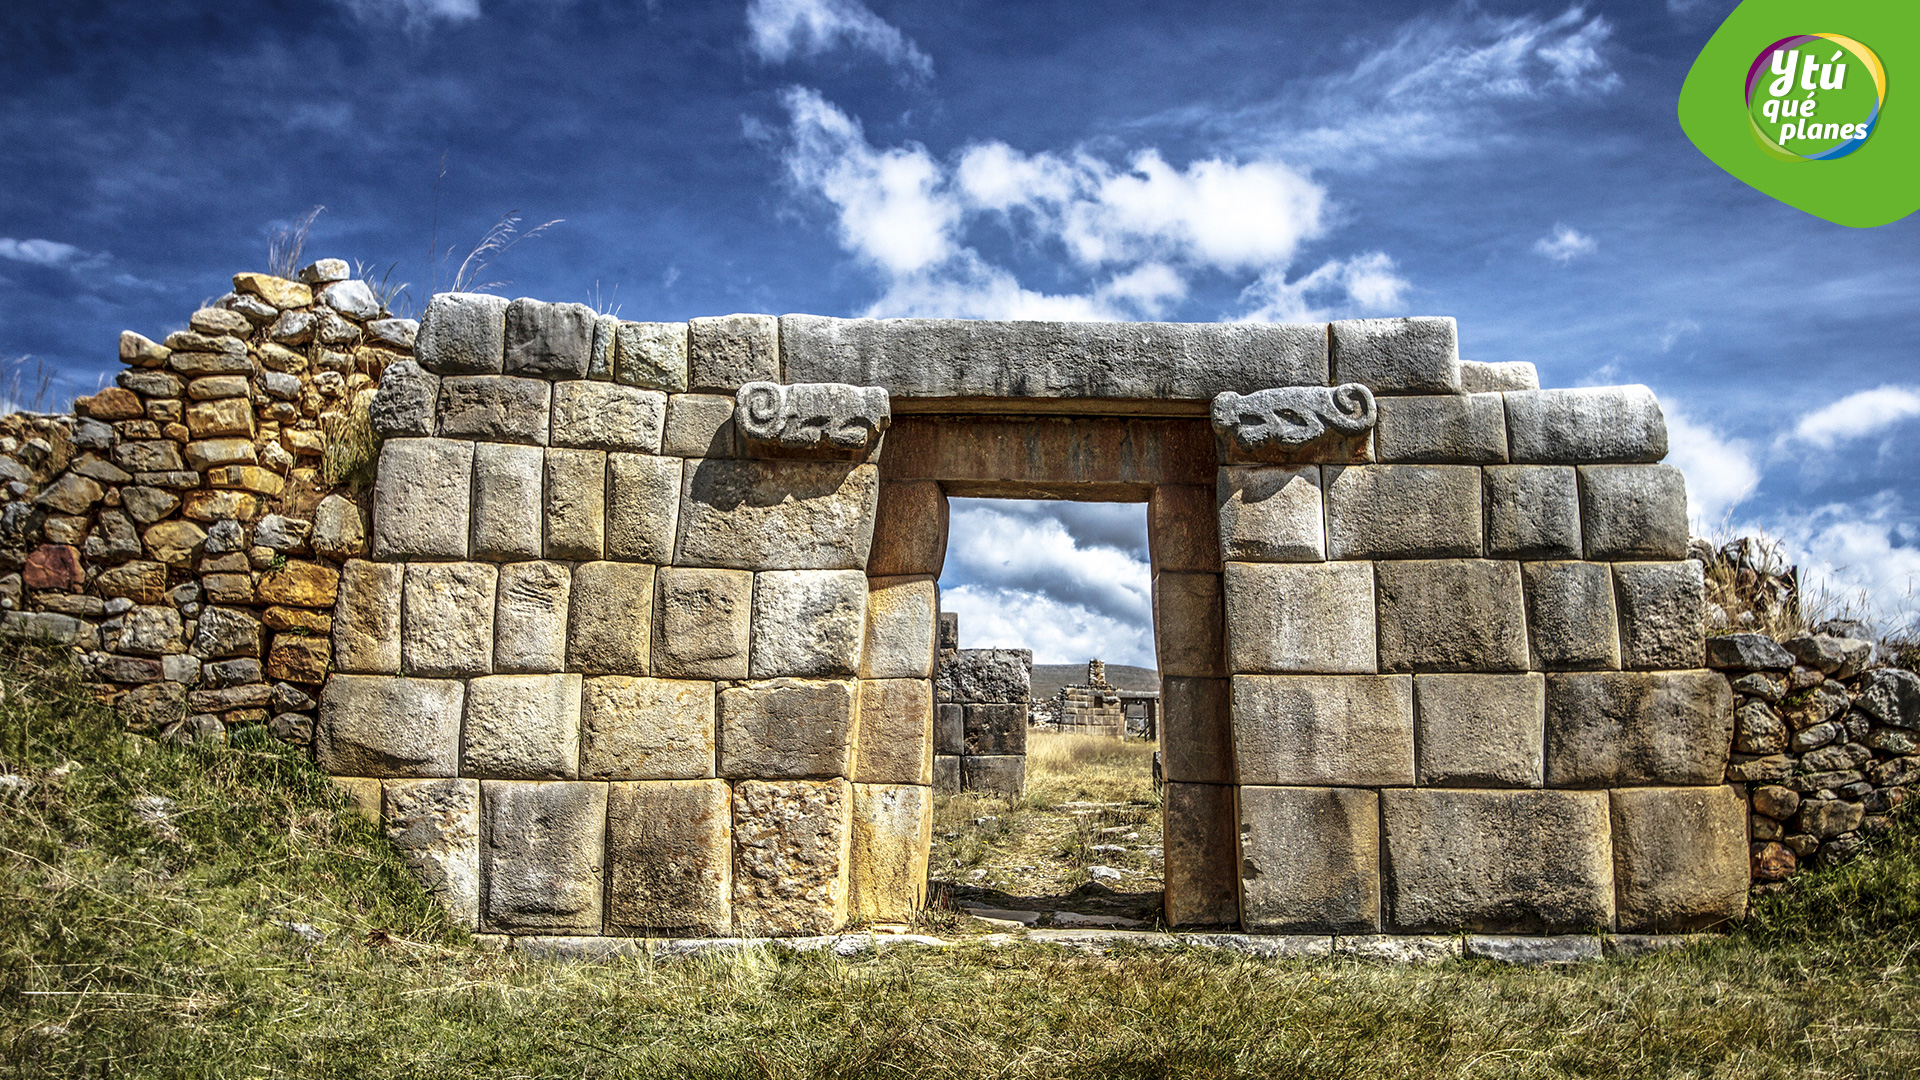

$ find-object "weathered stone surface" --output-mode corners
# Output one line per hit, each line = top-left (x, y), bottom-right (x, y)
(1464, 935), (1600, 965)
(614, 321), (690, 392)
(718, 678), (856, 778)
(369, 360), (438, 437)
(1856, 668), (1920, 729)
(544, 448), (606, 560)
(492, 560), (570, 673)
(732, 778), (850, 936)
(233, 271), (311, 309)
(1164, 782), (1240, 927)
(23, 544), (83, 590)
(461, 674), (583, 780)
(417, 292), (509, 375)
(750, 569), (867, 677)
(1458, 360), (1539, 393)
(662, 393), (737, 458)
(934, 702), (965, 756)
(186, 397), (255, 439)
(97, 560), (168, 605)
(606, 779), (731, 935)
(115, 438), (187, 474)
(1216, 466), (1323, 563)
(736, 381), (890, 457)
(258, 561), (339, 608)
(1613, 561), (1705, 671)
(183, 437), (257, 469)
(267, 636), (331, 684)
(884, 413), (1212, 495)
(867, 479), (947, 577)
(116, 681), (187, 733)
(181, 489), (266, 523)
(861, 576), (937, 679)
(38, 473), (103, 515)
(1522, 561), (1620, 671)
(367, 317), (418, 350)
(1579, 465), (1689, 561)
(380, 779), (480, 928)
(317, 675), (464, 777)
(192, 606), (262, 659)
(1374, 393), (1507, 463)
(1231, 674), (1414, 786)
(372, 439), (473, 560)
(604, 452), (680, 563)
(852, 678), (934, 785)
(782, 315), (1328, 401)
(1224, 561), (1374, 674)
(1330, 316), (1459, 394)
(588, 312), (617, 380)
(1161, 677), (1232, 784)
(1239, 786), (1380, 933)
(312, 495), (368, 560)
(848, 783), (932, 923)
(1382, 788), (1614, 932)
(962, 755), (1024, 797)
(333, 560), (402, 674)
(502, 298), (595, 379)
(470, 441), (544, 561)
(86, 509), (142, 564)
(1544, 671), (1734, 786)
(1154, 572), (1226, 678)
(117, 604), (184, 656)
(1610, 786), (1747, 932)
(1799, 798), (1866, 839)
(481, 780), (607, 932)
(650, 567), (752, 679)
(437, 375), (551, 444)
(551, 381), (666, 452)
(676, 459), (878, 571)
(1415, 673), (1545, 787)
(933, 754), (960, 794)
(962, 702), (1025, 756)
(402, 562), (497, 677)
(122, 486), (182, 526)
(320, 277), (382, 319)
(689, 314), (779, 392)
(1734, 701), (1787, 754)
(1147, 483), (1222, 573)
(580, 677), (716, 780)
(567, 561), (655, 674)
(1376, 559), (1528, 673)
(253, 515), (312, 554)
(935, 648), (1031, 703)
(1504, 386), (1667, 464)
(1210, 384), (1375, 462)
(1484, 465), (1581, 560)
(1324, 465), (1481, 559)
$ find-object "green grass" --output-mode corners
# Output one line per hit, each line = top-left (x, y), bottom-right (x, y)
(4, 645), (1920, 1077)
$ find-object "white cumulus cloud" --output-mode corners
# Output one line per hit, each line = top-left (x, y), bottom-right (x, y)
(1533, 224), (1597, 264)
(1785, 385), (1920, 450)
(1659, 399), (1760, 529)
(1767, 497), (1920, 638)
(747, 0), (932, 77)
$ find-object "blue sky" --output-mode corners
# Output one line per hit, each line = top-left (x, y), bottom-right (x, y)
(3, 0), (1917, 664)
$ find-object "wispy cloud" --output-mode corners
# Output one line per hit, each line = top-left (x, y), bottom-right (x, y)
(331, 0), (482, 30)
(747, 0), (932, 77)
(1785, 385), (1920, 450)
(1533, 224), (1596, 264)
(0, 238), (97, 267)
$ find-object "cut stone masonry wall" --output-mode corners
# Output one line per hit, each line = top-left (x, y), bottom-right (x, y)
(933, 645), (1031, 797)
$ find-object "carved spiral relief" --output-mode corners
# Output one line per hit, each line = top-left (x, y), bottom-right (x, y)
(735, 381), (892, 455)
(1210, 383), (1377, 458)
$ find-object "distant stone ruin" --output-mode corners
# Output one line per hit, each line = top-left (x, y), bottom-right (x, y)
(933, 629), (1030, 798)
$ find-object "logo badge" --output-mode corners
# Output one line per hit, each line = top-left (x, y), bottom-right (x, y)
(1745, 35), (1884, 160)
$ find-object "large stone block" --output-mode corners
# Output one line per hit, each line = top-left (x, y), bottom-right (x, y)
(317, 675), (463, 777)
(732, 777), (851, 936)
(580, 676), (716, 780)
(1374, 393), (1507, 463)
(384, 778), (481, 928)
(1458, 359), (1538, 393)
(493, 560), (571, 673)
(1610, 786), (1748, 932)
(1239, 786), (1380, 933)
(847, 783), (932, 923)
(1375, 559), (1528, 673)
(436, 375), (551, 444)
(961, 755), (1025, 797)
(1209, 385), (1375, 464)
(861, 575), (936, 679)
(689, 314), (780, 392)
(417, 292), (508, 375)
(1504, 386), (1667, 464)
(503, 298), (596, 379)
(963, 702), (1026, 756)
(1522, 561), (1620, 671)
(551, 381), (666, 452)
(333, 559), (403, 673)
(481, 780), (608, 933)
(606, 452), (681, 563)
(867, 479), (948, 577)
(461, 673), (583, 779)
(662, 392), (737, 458)
(853, 678), (934, 785)
(1381, 789), (1615, 933)
(1216, 466), (1324, 563)
(369, 360), (439, 438)
(735, 381), (890, 458)
(1148, 483), (1222, 573)
(935, 648), (1031, 703)
(1613, 561), (1705, 671)
(605, 779), (731, 935)
(1579, 465), (1689, 561)
(614, 321), (690, 393)
(933, 754), (960, 794)
(402, 562), (497, 677)
(1161, 676), (1232, 784)
(1231, 674), (1414, 786)
(567, 561), (656, 674)
(470, 440), (545, 561)
(1484, 465), (1581, 560)
(1223, 561), (1375, 674)
(781, 315), (1328, 401)
(750, 569), (867, 678)
(676, 459), (878, 571)
(651, 567), (752, 679)
(1414, 673), (1544, 787)
(1544, 671), (1734, 786)
(934, 703), (964, 756)
(1163, 782), (1240, 927)
(1329, 316), (1459, 394)
(1324, 465), (1481, 560)
(884, 414), (1214, 496)
(372, 438), (472, 559)
(718, 677), (856, 779)
(544, 448), (606, 561)
(1154, 572), (1226, 678)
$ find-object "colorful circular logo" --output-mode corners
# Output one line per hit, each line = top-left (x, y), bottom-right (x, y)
(1746, 35), (1886, 160)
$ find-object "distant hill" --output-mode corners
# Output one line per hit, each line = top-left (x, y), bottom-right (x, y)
(1030, 663), (1159, 698)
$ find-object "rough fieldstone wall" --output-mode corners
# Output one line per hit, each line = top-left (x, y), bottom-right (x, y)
(933, 647), (1032, 797)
